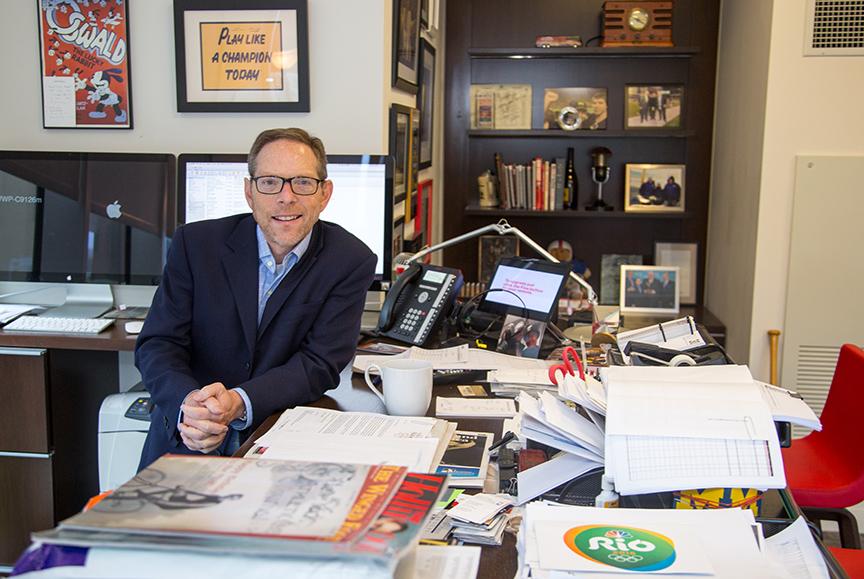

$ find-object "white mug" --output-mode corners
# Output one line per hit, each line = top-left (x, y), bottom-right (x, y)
(364, 359), (433, 416)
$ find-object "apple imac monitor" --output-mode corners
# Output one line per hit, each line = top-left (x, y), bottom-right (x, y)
(0, 151), (176, 316)
(178, 153), (393, 289)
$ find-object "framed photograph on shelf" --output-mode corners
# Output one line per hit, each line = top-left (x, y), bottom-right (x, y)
(624, 164), (685, 213)
(389, 104), (412, 204)
(543, 87), (607, 130)
(655, 242), (698, 305)
(620, 265), (680, 315)
(600, 254), (643, 305)
(38, 1), (132, 128)
(173, 0), (309, 112)
(625, 85), (684, 129)
(418, 38), (436, 169)
(478, 236), (519, 285)
(469, 84), (532, 130)
(391, 0), (421, 93)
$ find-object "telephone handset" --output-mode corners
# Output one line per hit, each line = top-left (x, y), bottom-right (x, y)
(377, 263), (463, 346)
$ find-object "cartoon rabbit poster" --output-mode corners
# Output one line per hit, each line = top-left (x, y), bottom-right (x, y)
(38, 0), (132, 128)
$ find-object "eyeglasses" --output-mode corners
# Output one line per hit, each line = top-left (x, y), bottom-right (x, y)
(251, 175), (325, 196)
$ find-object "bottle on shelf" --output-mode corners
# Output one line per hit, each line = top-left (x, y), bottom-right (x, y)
(563, 147), (577, 210)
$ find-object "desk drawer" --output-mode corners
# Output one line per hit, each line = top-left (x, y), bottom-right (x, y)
(0, 348), (49, 453)
(0, 454), (54, 567)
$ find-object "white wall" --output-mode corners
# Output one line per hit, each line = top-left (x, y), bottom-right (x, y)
(0, 0), (388, 155)
(706, 0), (774, 365)
(748, 0), (864, 380)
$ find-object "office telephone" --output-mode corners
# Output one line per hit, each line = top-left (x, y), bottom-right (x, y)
(376, 263), (463, 346)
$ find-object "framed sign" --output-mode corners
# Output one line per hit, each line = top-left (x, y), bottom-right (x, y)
(418, 38), (436, 169)
(391, 0), (420, 93)
(389, 104), (412, 205)
(173, 0), (309, 112)
(38, 0), (133, 129)
(478, 235), (519, 285)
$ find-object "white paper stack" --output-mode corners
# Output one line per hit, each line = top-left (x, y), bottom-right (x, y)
(758, 381), (822, 431)
(518, 502), (783, 578)
(602, 365), (787, 495)
(446, 494), (514, 546)
(248, 406), (456, 473)
(517, 391), (605, 464)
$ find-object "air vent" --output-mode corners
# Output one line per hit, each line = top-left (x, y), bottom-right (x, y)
(805, 0), (864, 56)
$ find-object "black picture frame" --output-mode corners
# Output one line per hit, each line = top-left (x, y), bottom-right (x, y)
(418, 38), (436, 169)
(389, 104), (412, 205)
(420, 0), (429, 29)
(173, 0), (310, 113)
(391, 0), (420, 94)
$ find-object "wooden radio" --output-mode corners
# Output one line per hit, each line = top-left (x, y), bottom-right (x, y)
(602, 1), (674, 47)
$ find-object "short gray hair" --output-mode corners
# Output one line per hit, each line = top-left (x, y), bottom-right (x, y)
(247, 128), (328, 179)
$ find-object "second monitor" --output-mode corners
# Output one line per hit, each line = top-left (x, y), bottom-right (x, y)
(179, 154), (393, 289)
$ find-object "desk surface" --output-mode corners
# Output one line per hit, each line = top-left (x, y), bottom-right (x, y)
(238, 372), (846, 579)
(0, 322), (137, 351)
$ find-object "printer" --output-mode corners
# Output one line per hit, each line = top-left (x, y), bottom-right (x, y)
(97, 388), (151, 492)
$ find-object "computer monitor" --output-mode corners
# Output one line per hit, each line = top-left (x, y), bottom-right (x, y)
(0, 151), (176, 316)
(480, 257), (571, 321)
(178, 154), (393, 289)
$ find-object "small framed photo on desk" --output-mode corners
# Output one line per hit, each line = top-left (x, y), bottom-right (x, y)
(620, 265), (680, 315)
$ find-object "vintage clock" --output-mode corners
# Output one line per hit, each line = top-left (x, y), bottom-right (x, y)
(602, 1), (674, 47)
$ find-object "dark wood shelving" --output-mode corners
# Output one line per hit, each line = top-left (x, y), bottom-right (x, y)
(468, 47), (700, 59)
(464, 206), (692, 219)
(469, 129), (694, 139)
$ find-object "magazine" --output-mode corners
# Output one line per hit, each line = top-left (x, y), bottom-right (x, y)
(435, 431), (493, 488)
(34, 456), (447, 563)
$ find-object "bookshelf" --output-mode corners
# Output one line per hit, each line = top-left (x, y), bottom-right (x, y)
(442, 0), (721, 305)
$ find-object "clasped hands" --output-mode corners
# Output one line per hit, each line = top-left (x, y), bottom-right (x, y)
(178, 382), (246, 454)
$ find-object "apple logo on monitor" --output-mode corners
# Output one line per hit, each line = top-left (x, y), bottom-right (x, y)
(106, 200), (122, 219)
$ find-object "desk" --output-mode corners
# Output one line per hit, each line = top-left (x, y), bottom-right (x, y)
(238, 371), (847, 579)
(0, 325), (137, 567)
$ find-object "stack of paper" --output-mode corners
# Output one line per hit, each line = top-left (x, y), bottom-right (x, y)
(353, 344), (553, 372)
(435, 397), (516, 418)
(518, 502), (783, 578)
(248, 406), (456, 473)
(602, 365), (787, 495)
(446, 494), (514, 546)
(758, 381), (822, 431)
(517, 391), (605, 463)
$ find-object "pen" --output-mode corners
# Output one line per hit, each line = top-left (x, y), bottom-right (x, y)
(489, 431), (516, 452)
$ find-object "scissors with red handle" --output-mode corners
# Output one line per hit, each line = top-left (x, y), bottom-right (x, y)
(548, 346), (585, 385)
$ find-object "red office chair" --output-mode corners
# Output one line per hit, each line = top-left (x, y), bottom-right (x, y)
(829, 547), (864, 578)
(782, 344), (864, 549)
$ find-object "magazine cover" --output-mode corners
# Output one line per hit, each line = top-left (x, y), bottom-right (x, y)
(38, 0), (132, 128)
(436, 431), (492, 479)
(61, 456), (404, 541)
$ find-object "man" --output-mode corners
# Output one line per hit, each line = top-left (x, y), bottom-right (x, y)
(643, 271), (658, 295)
(661, 176), (682, 206)
(136, 128), (376, 469)
(583, 93), (608, 130)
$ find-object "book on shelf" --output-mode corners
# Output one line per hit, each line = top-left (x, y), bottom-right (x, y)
(487, 154), (566, 211)
(35, 455), (448, 565)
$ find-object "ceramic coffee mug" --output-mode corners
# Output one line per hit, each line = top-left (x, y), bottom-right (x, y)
(363, 359), (433, 416)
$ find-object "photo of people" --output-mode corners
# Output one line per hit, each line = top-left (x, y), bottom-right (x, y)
(543, 87), (608, 130)
(496, 315), (546, 358)
(625, 85), (684, 129)
(624, 164), (685, 213)
(619, 265), (680, 314)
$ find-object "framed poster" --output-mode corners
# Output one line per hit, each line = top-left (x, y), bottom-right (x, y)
(418, 38), (436, 169)
(391, 0), (420, 93)
(405, 107), (420, 234)
(620, 265), (680, 315)
(38, 0), (133, 128)
(478, 235), (519, 285)
(600, 253), (643, 305)
(173, 0), (309, 112)
(419, 179), (433, 249)
(655, 242), (698, 305)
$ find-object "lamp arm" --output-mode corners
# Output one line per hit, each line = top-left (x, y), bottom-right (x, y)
(406, 219), (598, 305)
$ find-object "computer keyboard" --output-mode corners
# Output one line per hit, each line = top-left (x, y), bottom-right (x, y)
(3, 315), (115, 334)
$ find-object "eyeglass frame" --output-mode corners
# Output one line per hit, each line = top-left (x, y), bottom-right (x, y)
(249, 175), (327, 196)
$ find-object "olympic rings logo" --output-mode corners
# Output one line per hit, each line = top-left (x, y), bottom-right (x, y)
(608, 554), (643, 563)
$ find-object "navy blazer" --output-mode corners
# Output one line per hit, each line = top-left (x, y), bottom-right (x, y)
(136, 215), (376, 468)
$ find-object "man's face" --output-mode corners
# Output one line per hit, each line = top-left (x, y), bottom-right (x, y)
(662, 272), (670, 282)
(593, 97), (607, 114)
(244, 140), (332, 262)
(647, 271), (655, 282)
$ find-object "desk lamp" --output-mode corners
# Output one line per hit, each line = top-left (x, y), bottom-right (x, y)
(585, 146), (613, 211)
(405, 219), (598, 306)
